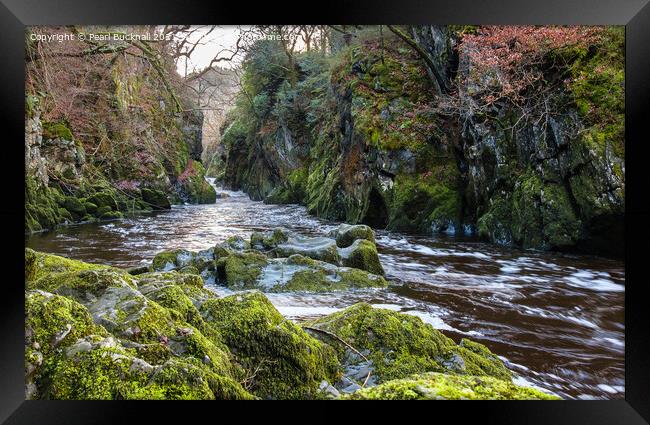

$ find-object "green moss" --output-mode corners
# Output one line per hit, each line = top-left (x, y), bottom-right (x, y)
(25, 176), (66, 233)
(388, 172), (461, 234)
(200, 291), (339, 399)
(145, 358), (254, 400)
(99, 210), (123, 220)
(88, 191), (118, 211)
(25, 291), (106, 357)
(477, 196), (513, 246)
(151, 250), (188, 272)
(306, 303), (510, 383)
(216, 251), (268, 289)
(28, 268), (136, 296)
(42, 121), (74, 141)
(509, 171), (582, 249)
(250, 228), (289, 250)
(177, 160), (217, 204)
(567, 26), (624, 159)
(42, 338), (252, 400)
(278, 268), (335, 291)
(25, 248), (108, 284)
(265, 168), (309, 204)
(333, 224), (375, 248)
(138, 284), (203, 329)
(344, 372), (560, 400)
(62, 197), (86, 217)
(337, 268), (388, 288)
(140, 188), (171, 210)
(339, 239), (385, 275)
(82, 202), (98, 214)
(45, 341), (151, 399)
(222, 235), (251, 251)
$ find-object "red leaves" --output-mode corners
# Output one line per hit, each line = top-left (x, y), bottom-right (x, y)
(458, 26), (603, 105)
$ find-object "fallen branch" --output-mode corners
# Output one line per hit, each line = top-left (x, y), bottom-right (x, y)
(302, 325), (373, 387)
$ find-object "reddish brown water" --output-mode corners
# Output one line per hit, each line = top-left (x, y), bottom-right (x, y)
(26, 185), (624, 400)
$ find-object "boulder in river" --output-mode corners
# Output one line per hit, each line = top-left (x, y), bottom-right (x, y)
(338, 239), (385, 276)
(273, 235), (340, 264)
(330, 223), (376, 248)
(250, 228), (289, 250)
(151, 248), (215, 275)
(199, 291), (339, 399)
(304, 303), (512, 386)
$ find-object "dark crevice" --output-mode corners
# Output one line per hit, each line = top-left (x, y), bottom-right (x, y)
(361, 187), (389, 229)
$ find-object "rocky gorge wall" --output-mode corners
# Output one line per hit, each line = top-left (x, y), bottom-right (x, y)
(25, 27), (216, 233)
(216, 26), (624, 257)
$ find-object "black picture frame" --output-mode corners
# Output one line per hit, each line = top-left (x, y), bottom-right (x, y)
(2, 0), (648, 423)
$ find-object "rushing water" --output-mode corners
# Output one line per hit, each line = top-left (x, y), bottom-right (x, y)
(25, 181), (625, 400)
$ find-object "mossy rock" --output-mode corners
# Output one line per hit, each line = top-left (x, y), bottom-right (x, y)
(95, 205), (112, 217)
(344, 372), (560, 400)
(27, 265), (233, 376)
(42, 121), (73, 141)
(87, 191), (118, 211)
(63, 197), (86, 217)
(137, 280), (205, 330)
(82, 202), (98, 214)
(140, 188), (171, 210)
(305, 303), (511, 384)
(250, 228), (290, 250)
(25, 248), (108, 284)
(331, 223), (376, 248)
(200, 291), (339, 399)
(338, 239), (385, 275)
(151, 248), (215, 273)
(25, 290), (107, 399)
(274, 235), (340, 265)
(221, 235), (251, 251)
(25, 291), (107, 356)
(152, 249), (192, 272)
(216, 251), (269, 289)
(25, 251), (243, 391)
(259, 255), (388, 292)
(99, 210), (123, 220)
(57, 208), (74, 222)
(136, 271), (213, 311)
(42, 336), (253, 400)
(26, 177), (65, 233)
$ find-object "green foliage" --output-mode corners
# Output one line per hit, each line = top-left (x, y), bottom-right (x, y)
(567, 26), (624, 158)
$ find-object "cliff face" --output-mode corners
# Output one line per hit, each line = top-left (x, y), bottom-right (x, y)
(220, 26), (624, 256)
(25, 26), (216, 233)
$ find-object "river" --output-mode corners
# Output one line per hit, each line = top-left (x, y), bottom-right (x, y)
(25, 182), (625, 400)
